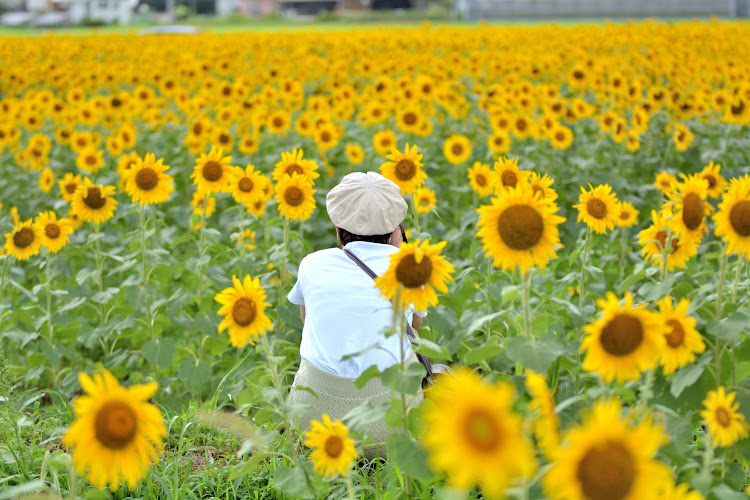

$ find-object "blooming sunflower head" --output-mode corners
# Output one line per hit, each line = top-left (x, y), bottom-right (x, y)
(214, 275), (273, 347)
(615, 201), (639, 228)
(71, 178), (118, 224)
(303, 414), (358, 479)
(524, 370), (559, 457)
(59, 172), (83, 203)
(700, 387), (750, 448)
(492, 156), (527, 192)
(4, 219), (44, 261)
(228, 165), (264, 205)
(274, 172), (317, 222)
(373, 129), (397, 157)
(379, 143), (426, 195)
(468, 161), (496, 197)
(272, 148), (319, 183)
(699, 161), (725, 198)
(654, 171), (678, 195)
(667, 174), (712, 244)
(414, 186), (436, 214)
(527, 171), (558, 202)
(574, 184), (621, 234)
(75, 147), (104, 174)
(443, 134), (472, 165)
(638, 210), (699, 271)
(654, 296), (705, 375)
(34, 211), (74, 254)
(673, 123), (694, 152)
(344, 143), (364, 165)
(39, 168), (54, 193)
(125, 153), (174, 206)
(62, 368), (167, 491)
(714, 174), (750, 259)
(191, 146), (233, 195)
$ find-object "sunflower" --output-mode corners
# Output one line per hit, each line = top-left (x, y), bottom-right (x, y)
(125, 153), (174, 206)
(654, 171), (678, 195)
(654, 296), (705, 375)
(35, 211), (74, 254)
(315, 123), (339, 152)
(373, 129), (397, 157)
(657, 482), (705, 500)
(4, 219), (43, 261)
(414, 186), (436, 214)
(71, 178), (118, 224)
(443, 134), (472, 165)
(190, 192), (216, 229)
(238, 135), (259, 156)
(303, 413), (357, 478)
(272, 148), (319, 182)
(639, 210), (699, 271)
(615, 201), (639, 228)
(699, 161), (725, 198)
(395, 106), (422, 134)
(673, 123), (694, 152)
(228, 165), (264, 205)
(581, 292), (666, 383)
(116, 151), (141, 187)
(344, 143), (364, 165)
(62, 368), (166, 491)
(700, 387), (750, 448)
(492, 156), (528, 192)
(512, 115), (534, 140)
(524, 370), (559, 457)
(39, 167), (54, 193)
(380, 143), (426, 195)
(214, 274), (273, 347)
(543, 399), (671, 500)
(487, 131), (511, 155)
(422, 368), (536, 499)
(76, 147), (104, 173)
(59, 173), (83, 203)
(275, 172), (316, 222)
(192, 146), (232, 195)
(237, 229), (256, 251)
(468, 161), (496, 197)
(375, 239), (454, 312)
(714, 174), (750, 259)
(266, 110), (290, 135)
(667, 174), (712, 244)
(527, 171), (558, 202)
(549, 124), (574, 150)
(574, 184), (621, 234)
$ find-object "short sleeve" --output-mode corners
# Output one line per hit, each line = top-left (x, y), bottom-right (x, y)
(415, 310), (428, 318)
(287, 259), (305, 305)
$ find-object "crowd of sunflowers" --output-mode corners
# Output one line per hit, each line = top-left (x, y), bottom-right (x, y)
(2, 18), (750, 500)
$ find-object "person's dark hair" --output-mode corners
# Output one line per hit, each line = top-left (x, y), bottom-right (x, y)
(338, 227), (390, 247)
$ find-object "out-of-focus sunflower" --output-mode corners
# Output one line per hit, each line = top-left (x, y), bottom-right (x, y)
(304, 414), (358, 479)
(395, 106), (422, 134)
(477, 185), (565, 274)
(654, 171), (678, 195)
(422, 368), (536, 499)
(714, 174), (750, 259)
(125, 153), (174, 206)
(442, 134), (472, 165)
(76, 147), (104, 173)
(543, 399), (671, 500)
(493, 156), (527, 191)
(116, 152), (141, 188)
(527, 171), (558, 202)
(39, 168), (54, 193)
(700, 387), (750, 448)
(275, 172), (316, 221)
(639, 210), (698, 271)
(213, 128), (234, 151)
(59, 173), (83, 203)
(237, 228), (256, 251)
(524, 370), (559, 457)
(266, 110), (291, 135)
(35, 211), (74, 254)
(615, 201), (639, 228)
(581, 291), (666, 383)
(344, 143), (364, 165)
(656, 482), (705, 500)
(273, 148), (319, 182)
(315, 123), (339, 152)
(214, 274), (273, 347)
(62, 368), (166, 491)
(699, 161), (725, 198)
(673, 123), (694, 152)
(414, 186), (436, 214)
(379, 143), (426, 195)
(655, 296), (705, 375)
(228, 165), (264, 205)
(71, 178), (118, 224)
(549, 124), (574, 150)
(373, 129), (397, 157)
(192, 147), (232, 195)
(487, 131), (511, 155)
(667, 174), (712, 244)
(238, 135), (259, 156)
(574, 184), (620, 234)
(468, 161), (496, 197)
(4, 219), (44, 261)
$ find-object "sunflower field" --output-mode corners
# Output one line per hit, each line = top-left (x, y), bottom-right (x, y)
(2, 19), (750, 500)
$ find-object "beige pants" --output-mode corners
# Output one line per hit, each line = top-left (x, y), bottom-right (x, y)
(288, 355), (424, 460)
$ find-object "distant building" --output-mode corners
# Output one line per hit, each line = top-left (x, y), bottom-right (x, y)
(63, 0), (132, 23)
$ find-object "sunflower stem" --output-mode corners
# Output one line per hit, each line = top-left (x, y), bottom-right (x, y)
(638, 369), (655, 411)
(345, 475), (356, 500)
(278, 217), (290, 332)
(522, 269), (533, 339)
(45, 250), (53, 345)
(140, 204), (155, 341)
(485, 259), (493, 342)
(701, 431), (715, 476)
(93, 223), (106, 325)
(577, 227), (592, 318)
(197, 193), (208, 313)
(0, 254), (8, 304)
(716, 244), (728, 319)
(731, 257), (744, 305)
(238, 201), (246, 260)
(660, 229), (674, 282)
(410, 194), (421, 234)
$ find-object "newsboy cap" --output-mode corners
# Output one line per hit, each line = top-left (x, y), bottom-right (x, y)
(326, 172), (408, 235)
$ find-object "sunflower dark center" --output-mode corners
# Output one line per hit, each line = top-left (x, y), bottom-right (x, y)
(219, 133), (230, 144)
(600, 314), (643, 356)
(516, 119), (527, 131)
(202, 161), (223, 182)
(476, 174), (487, 187)
(94, 401), (137, 450)
(665, 319), (685, 348)
(682, 193), (704, 230)
(284, 187), (304, 207)
(85, 155), (97, 166)
(573, 70), (584, 80)
(321, 131), (332, 142)
(135, 168), (158, 191)
(586, 198), (607, 219)
(65, 183), (78, 194)
(232, 297), (256, 326)
(729, 200), (750, 237)
(273, 117), (283, 127)
(45, 223), (60, 239)
(703, 175), (717, 189)
(619, 210), (631, 221)
(501, 170), (517, 187)
(192, 123), (203, 135)
(463, 409), (503, 453)
(577, 440), (635, 500)
(324, 436), (343, 458)
(731, 100), (745, 116)
(239, 178), (254, 192)
(403, 112), (417, 125)
(395, 254), (432, 288)
(394, 160), (416, 181)
(451, 143), (463, 156)
(84, 187), (106, 209)
(13, 228), (34, 248)
(497, 204), (544, 250)
(715, 407), (731, 427)
(555, 132), (566, 141)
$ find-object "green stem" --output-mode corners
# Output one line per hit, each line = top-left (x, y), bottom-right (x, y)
(345, 475), (356, 500)
(731, 257), (744, 305)
(660, 229), (674, 282)
(522, 269), (533, 339)
(0, 254), (9, 304)
(45, 250), (53, 344)
(238, 201), (246, 259)
(278, 218), (290, 333)
(140, 204), (155, 340)
(701, 431), (715, 475)
(93, 223), (105, 325)
(485, 259), (493, 342)
(197, 193), (208, 313)
(578, 227), (592, 317)
(638, 369), (655, 411)
(716, 245), (728, 319)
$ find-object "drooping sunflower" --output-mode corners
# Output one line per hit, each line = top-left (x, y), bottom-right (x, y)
(543, 399), (671, 500)
(524, 370), (559, 457)
(413, 186), (436, 214)
(527, 171), (558, 202)
(62, 368), (167, 491)
(275, 172), (316, 221)
(59, 173), (83, 203)
(39, 168), (54, 193)
(214, 274), (273, 347)
(493, 156), (528, 192)
(76, 147), (104, 174)
(4, 219), (44, 261)
(574, 184), (621, 234)
(638, 210), (699, 271)
(192, 147), (232, 195)
(125, 153), (174, 206)
(654, 171), (678, 195)
(374, 239), (455, 312)
(667, 174), (712, 244)
(580, 292), (666, 383)
(468, 161), (496, 197)
(654, 297), (705, 375)
(379, 143), (426, 195)
(443, 134), (472, 165)
(673, 123), (694, 152)
(422, 368), (536, 499)
(699, 161), (725, 198)
(714, 174), (750, 259)
(477, 185), (565, 274)
(303, 414), (358, 479)
(272, 148), (319, 182)
(615, 201), (639, 228)
(71, 178), (118, 224)
(373, 129), (397, 157)
(344, 143), (364, 165)
(35, 211), (74, 254)
(228, 165), (264, 205)
(700, 387), (750, 448)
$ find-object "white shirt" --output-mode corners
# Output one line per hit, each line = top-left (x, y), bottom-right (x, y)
(287, 241), (426, 378)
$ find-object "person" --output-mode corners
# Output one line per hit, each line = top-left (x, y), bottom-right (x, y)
(287, 171), (425, 459)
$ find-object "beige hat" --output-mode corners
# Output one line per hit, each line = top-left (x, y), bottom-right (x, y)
(326, 172), (408, 235)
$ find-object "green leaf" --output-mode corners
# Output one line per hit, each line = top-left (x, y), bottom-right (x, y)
(354, 365), (382, 390)
(670, 353), (712, 398)
(381, 363), (425, 395)
(705, 310), (750, 341)
(709, 484), (747, 500)
(142, 338), (176, 370)
(414, 338), (452, 361)
(463, 311), (506, 337)
(272, 466), (308, 497)
(387, 433), (434, 482)
(504, 335), (565, 373)
(230, 452), (268, 480)
(463, 336), (503, 365)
